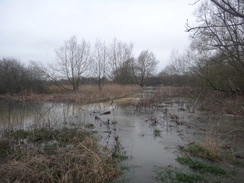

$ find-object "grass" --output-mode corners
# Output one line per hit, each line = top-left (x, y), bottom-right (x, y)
(0, 139), (12, 160)
(180, 142), (221, 161)
(85, 123), (95, 129)
(0, 128), (124, 183)
(154, 166), (202, 183)
(223, 149), (244, 167)
(177, 157), (227, 175)
(154, 129), (161, 137)
(0, 84), (141, 104)
(154, 156), (230, 183)
(111, 136), (128, 161)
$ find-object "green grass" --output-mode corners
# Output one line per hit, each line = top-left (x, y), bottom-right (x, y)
(0, 139), (13, 159)
(154, 129), (161, 137)
(154, 166), (202, 183)
(11, 129), (31, 139)
(85, 123), (94, 129)
(112, 153), (128, 160)
(179, 142), (221, 161)
(177, 157), (227, 175)
(224, 149), (244, 167)
(119, 165), (131, 171)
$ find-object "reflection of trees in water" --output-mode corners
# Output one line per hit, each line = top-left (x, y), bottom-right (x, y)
(0, 100), (39, 130)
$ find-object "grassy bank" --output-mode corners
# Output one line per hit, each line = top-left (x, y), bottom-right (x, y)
(0, 84), (141, 104)
(0, 128), (124, 183)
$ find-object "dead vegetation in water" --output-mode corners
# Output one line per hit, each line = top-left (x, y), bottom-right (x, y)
(0, 128), (122, 183)
(0, 84), (140, 104)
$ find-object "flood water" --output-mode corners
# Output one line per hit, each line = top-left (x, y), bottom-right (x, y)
(0, 92), (243, 183)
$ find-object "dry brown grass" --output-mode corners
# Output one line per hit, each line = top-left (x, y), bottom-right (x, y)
(0, 84), (141, 104)
(201, 135), (222, 161)
(0, 131), (120, 183)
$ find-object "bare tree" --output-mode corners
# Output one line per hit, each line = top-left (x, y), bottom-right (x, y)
(54, 36), (91, 91)
(108, 38), (134, 81)
(134, 50), (158, 87)
(113, 58), (135, 84)
(92, 39), (108, 89)
(186, 0), (244, 94)
(210, 0), (244, 19)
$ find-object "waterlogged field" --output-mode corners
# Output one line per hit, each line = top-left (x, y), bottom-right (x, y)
(0, 88), (243, 183)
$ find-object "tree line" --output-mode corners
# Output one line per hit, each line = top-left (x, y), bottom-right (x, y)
(51, 37), (158, 91)
(2, 0), (242, 96)
(0, 38), (159, 94)
(0, 58), (47, 94)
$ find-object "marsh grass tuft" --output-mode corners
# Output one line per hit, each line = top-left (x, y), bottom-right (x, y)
(0, 139), (12, 160)
(154, 166), (202, 183)
(85, 123), (95, 129)
(111, 136), (128, 161)
(224, 149), (244, 167)
(177, 156), (227, 175)
(180, 142), (221, 161)
(0, 128), (122, 183)
(154, 129), (161, 137)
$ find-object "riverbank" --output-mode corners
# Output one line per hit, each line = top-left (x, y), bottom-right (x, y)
(0, 84), (141, 104)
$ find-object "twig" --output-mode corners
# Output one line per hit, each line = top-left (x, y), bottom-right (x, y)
(190, 92), (202, 113)
(78, 143), (102, 163)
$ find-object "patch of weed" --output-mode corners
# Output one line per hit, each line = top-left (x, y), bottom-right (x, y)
(224, 149), (244, 167)
(112, 136), (128, 161)
(180, 142), (221, 161)
(119, 165), (131, 171)
(57, 128), (91, 144)
(112, 153), (128, 160)
(177, 157), (227, 175)
(0, 128), (121, 183)
(12, 130), (31, 139)
(85, 123), (94, 129)
(154, 129), (161, 137)
(0, 139), (12, 159)
(154, 166), (202, 183)
(28, 128), (57, 142)
(44, 143), (58, 155)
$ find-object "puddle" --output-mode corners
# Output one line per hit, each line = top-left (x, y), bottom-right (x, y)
(0, 93), (243, 182)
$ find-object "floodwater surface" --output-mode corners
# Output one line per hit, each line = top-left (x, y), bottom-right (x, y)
(0, 94), (243, 182)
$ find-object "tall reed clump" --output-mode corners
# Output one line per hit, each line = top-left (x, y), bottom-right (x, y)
(0, 128), (121, 183)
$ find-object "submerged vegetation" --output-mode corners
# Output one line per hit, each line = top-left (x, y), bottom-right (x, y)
(179, 142), (222, 161)
(153, 128), (161, 137)
(154, 156), (230, 183)
(176, 156), (227, 175)
(0, 84), (243, 182)
(0, 128), (124, 183)
(154, 166), (202, 183)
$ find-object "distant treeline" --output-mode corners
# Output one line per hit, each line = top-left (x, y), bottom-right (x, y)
(0, 57), (188, 95)
(0, 58), (47, 94)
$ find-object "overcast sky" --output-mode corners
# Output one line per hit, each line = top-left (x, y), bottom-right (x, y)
(0, 0), (197, 72)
